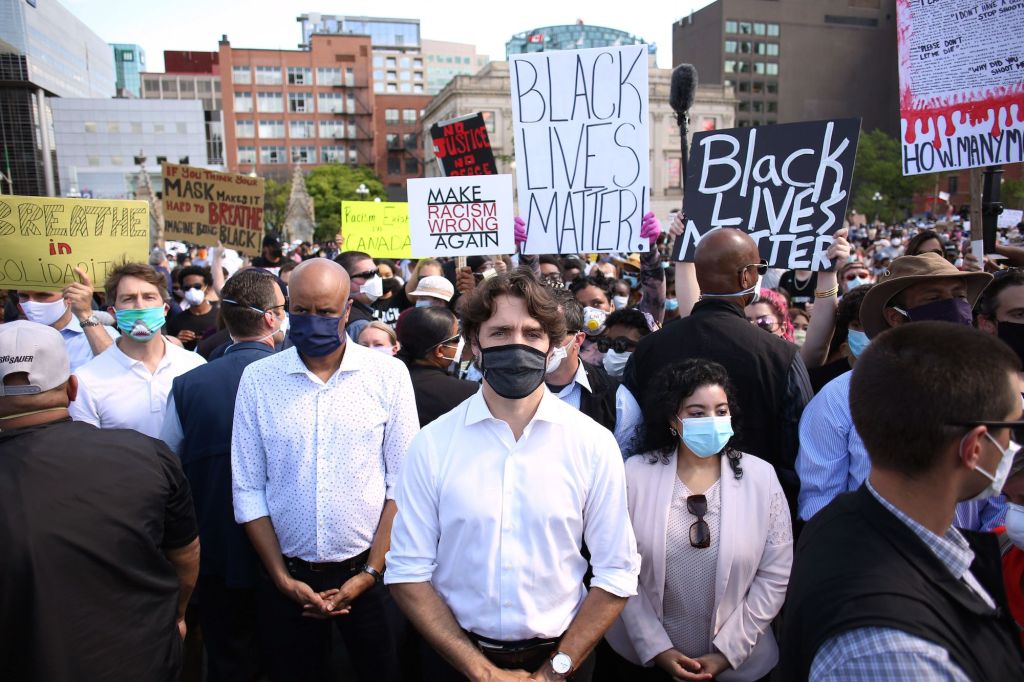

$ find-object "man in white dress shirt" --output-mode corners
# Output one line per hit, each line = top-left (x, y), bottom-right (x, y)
(386, 268), (640, 682)
(69, 262), (204, 438)
(232, 258), (418, 682)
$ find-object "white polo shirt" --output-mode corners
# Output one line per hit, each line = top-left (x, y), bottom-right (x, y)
(69, 336), (205, 438)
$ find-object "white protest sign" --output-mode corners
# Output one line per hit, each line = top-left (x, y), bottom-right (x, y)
(407, 174), (514, 258)
(510, 44), (650, 255)
(999, 208), (1023, 229)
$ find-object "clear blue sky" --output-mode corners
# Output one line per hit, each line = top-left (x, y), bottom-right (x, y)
(64, 0), (714, 72)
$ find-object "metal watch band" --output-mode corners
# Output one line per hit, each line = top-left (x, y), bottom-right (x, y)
(361, 564), (383, 584)
(79, 315), (101, 328)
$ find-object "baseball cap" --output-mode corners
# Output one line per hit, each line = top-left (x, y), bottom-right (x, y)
(0, 321), (71, 396)
(412, 276), (454, 303)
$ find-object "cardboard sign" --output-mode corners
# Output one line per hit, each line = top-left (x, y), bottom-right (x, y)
(340, 202), (412, 258)
(161, 163), (265, 257)
(407, 175), (514, 258)
(430, 113), (497, 177)
(0, 195), (149, 291)
(897, 0), (1024, 175)
(672, 118), (861, 271)
(510, 44), (650, 254)
(999, 208), (1024, 229)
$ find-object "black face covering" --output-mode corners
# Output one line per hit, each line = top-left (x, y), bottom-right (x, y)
(479, 343), (548, 399)
(997, 321), (1024, 368)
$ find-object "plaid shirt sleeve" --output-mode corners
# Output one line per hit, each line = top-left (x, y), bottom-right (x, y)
(811, 628), (972, 682)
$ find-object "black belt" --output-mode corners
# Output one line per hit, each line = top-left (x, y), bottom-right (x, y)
(284, 549), (369, 573)
(465, 631), (560, 668)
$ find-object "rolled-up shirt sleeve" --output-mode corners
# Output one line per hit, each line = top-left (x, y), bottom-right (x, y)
(382, 364), (419, 499)
(231, 368), (270, 524)
(583, 430), (641, 598)
(384, 430), (440, 584)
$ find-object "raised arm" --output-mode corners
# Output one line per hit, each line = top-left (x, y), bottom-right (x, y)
(800, 229), (849, 368)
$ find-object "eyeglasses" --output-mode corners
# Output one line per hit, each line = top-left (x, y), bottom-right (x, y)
(687, 494), (710, 548)
(428, 334), (461, 353)
(738, 259), (769, 276)
(596, 336), (638, 353)
(222, 299), (286, 316)
(351, 270), (379, 282)
(749, 315), (780, 332)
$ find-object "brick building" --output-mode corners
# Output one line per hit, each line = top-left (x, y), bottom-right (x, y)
(218, 34), (375, 181)
(374, 93), (432, 199)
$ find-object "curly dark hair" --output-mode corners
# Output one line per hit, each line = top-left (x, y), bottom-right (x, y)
(569, 272), (616, 306)
(635, 359), (744, 479)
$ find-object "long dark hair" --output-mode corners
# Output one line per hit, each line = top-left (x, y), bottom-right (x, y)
(635, 359), (744, 479)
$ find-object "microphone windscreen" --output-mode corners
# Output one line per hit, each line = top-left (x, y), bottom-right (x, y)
(669, 64), (698, 113)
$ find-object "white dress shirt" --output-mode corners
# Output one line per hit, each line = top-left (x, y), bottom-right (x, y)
(60, 315), (119, 372)
(552, 359), (643, 457)
(231, 342), (419, 562)
(385, 389), (640, 641)
(69, 336), (205, 438)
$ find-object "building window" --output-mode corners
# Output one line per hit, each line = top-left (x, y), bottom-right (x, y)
(287, 67), (311, 85)
(257, 92), (284, 113)
(319, 120), (343, 138)
(754, 62), (766, 75)
(386, 83), (397, 93)
(738, 101), (751, 112)
(236, 120), (255, 138)
(738, 82), (751, 93)
(175, 122), (187, 134)
(291, 146), (317, 164)
(766, 63), (779, 76)
(259, 145), (286, 164)
(318, 92), (343, 113)
(387, 70), (397, 81)
(766, 43), (779, 56)
(254, 66), (282, 85)
(725, 40), (737, 53)
(751, 81), (764, 94)
(321, 145), (346, 163)
(752, 101), (764, 113)
(724, 60), (736, 74)
(374, 82), (384, 93)
(317, 67), (342, 86)
(414, 71), (423, 82)
(413, 84), (423, 93)
(754, 22), (766, 35)
(400, 57), (411, 68)
(385, 108), (399, 124)
(84, 121), (97, 133)
(738, 21), (752, 34)
(386, 133), (400, 149)
(387, 157), (401, 175)
(348, 148), (358, 164)
(288, 92), (313, 113)
(386, 57), (396, 68)
(400, 71), (411, 81)
(345, 67), (354, 87)
(725, 20), (738, 33)
(346, 93), (356, 113)
(154, 123), (165, 134)
(87, 155), (100, 166)
(373, 56), (383, 67)
(404, 133), (417, 150)
(948, 176), (959, 194)
(374, 69), (384, 80)
(111, 155), (124, 165)
(737, 61), (751, 73)
(824, 15), (879, 27)
(482, 111), (495, 134)
(259, 120), (285, 138)
(290, 120), (316, 139)
(767, 23), (780, 36)
(402, 109), (417, 124)
(767, 83), (778, 94)
(405, 157), (418, 174)
(739, 41), (753, 54)
(234, 93), (253, 113)
(767, 102), (778, 113)
(399, 83), (411, 93)
(238, 146), (256, 165)
(232, 66), (251, 84)
(180, 80), (195, 93)
(131, 122), (143, 134)
(413, 58), (423, 68)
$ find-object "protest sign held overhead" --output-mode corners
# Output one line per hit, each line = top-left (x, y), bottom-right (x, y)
(161, 163), (265, 257)
(340, 201), (412, 258)
(510, 44), (650, 255)
(431, 113), (497, 177)
(673, 118), (860, 271)
(407, 175), (514, 258)
(897, 0), (1024, 175)
(0, 195), (149, 291)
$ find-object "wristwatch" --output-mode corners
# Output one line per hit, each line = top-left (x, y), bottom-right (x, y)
(79, 315), (101, 328)
(550, 651), (574, 678)
(361, 564), (383, 584)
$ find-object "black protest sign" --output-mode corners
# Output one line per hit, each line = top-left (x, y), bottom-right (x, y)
(431, 113), (497, 177)
(673, 118), (861, 270)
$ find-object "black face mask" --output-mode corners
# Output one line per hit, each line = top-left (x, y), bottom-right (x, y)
(479, 343), (548, 400)
(997, 321), (1024, 368)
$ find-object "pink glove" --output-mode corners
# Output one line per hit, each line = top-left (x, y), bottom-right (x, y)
(514, 216), (528, 248)
(640, 211), (661, 245)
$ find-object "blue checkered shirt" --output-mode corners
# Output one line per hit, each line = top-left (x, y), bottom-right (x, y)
(809, 481), (996, 681)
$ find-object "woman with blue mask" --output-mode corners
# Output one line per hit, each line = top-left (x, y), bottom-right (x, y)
(603, 359), (792, 682)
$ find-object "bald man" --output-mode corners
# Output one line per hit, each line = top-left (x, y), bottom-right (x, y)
(231, 258), (419, 682)
(624, 228), (812, 515)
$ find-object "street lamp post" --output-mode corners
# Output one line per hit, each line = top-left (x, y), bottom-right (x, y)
(872, 192), (883, 226)
(356, 182), (369, 200)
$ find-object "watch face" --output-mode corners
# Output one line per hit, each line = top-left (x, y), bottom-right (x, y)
(551, 653), (572, 675)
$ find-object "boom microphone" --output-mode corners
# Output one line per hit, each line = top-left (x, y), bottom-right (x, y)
(669, 63), (698, 196)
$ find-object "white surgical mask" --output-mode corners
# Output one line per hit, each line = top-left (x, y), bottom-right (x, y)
(368, 344), (394, 355)
(360, 275), (384, 303)
(612, 295), (629, 311)
(965, 434), (1019, 502)
(546, 337), (573, 374)
(1005, 502), (1024, 550)
(846, 276), (873, 290)
(602, 348), (631, 378)
(184, 287), (206, 306)
(20, 298), (69, 327)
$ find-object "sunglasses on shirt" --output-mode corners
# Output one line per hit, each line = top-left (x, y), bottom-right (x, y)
(687, 494), (711, 549)
(596, 336), (638, 354)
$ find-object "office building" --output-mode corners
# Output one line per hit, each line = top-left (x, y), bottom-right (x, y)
(0, 0), (114, 196)
(112, 43), (146, 98)
(219, 33), (375, 180)
(422, 63), (737, 218)
(141, 51), (224, 165)
(51, 98), (208, 199)
(507, 22), (655, 58)
(421, 39), (489, 95)
(672, 0), (898, 134)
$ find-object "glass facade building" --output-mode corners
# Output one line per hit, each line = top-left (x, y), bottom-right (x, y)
(297, 14), (420, 49)
(506, 24), (654, 57)
(112, 43), (146, 98)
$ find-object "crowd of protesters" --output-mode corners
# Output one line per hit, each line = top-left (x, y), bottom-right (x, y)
(2, 210), (1024, 682)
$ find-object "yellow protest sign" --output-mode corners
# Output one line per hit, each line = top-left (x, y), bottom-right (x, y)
(341, 201), (411, 258)
(0, 195), (149, 292)
(162, 162), (265, 257)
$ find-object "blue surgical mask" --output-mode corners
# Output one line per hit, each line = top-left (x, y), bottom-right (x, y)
(289, 311), (346, 357)
(665, 298), (679, 312)
(846, 276), (872, 290)
(415, 299), (433, 308)
(679, 415), (734, 458)
(622, 274), (639, 290)
(846, 329), (869, 358)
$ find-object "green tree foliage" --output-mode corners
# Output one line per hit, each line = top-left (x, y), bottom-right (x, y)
(305, 164), (385, 242)
(1003, 178), (1024, 211)
(850, 129), (934, 223)
(263, 177), (291, 236)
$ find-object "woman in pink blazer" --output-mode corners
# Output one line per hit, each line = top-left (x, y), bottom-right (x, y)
(603, 359), (793, 681)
